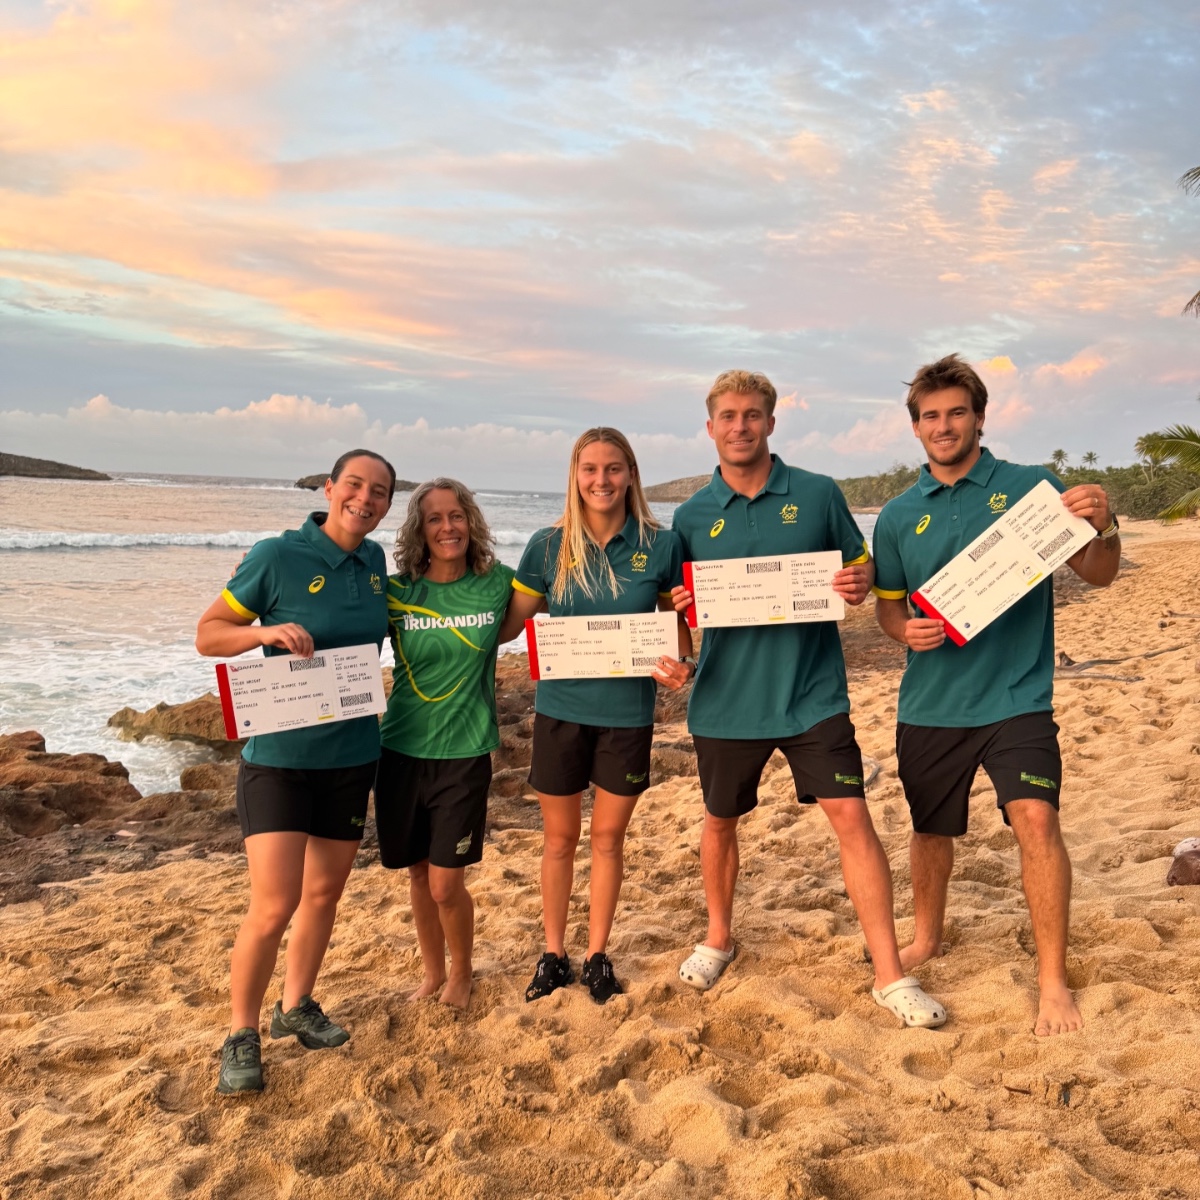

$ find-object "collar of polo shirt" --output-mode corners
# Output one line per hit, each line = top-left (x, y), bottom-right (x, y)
(916, 446), (998, 496)
(708, 454), (790, 508)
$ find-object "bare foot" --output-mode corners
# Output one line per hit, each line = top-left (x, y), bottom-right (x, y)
(439, 972), (473, 1010)
(407, 976), (445, 1002)
(1034, 984), (1082, 1037)
(898, 941), (945, 973)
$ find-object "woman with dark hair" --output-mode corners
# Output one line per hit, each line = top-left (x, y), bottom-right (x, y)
(374, 478), (522, 1009)
(196, 449), (395, 1094)
(504, 428), (693, 1004)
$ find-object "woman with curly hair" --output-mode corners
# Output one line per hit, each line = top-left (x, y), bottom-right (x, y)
(374, 478), (524, 1008)
(505, 429), (694, 1004)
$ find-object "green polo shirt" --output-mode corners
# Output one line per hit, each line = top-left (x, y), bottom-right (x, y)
(872, 449), (1065, 728)
(513, 516), (684, 728)
(672, 456), (869, 741)
(222, 512), (389, 768)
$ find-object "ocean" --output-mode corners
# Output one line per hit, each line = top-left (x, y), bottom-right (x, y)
(0, 474), (875, 795)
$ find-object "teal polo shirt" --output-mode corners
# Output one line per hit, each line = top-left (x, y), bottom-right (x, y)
(513, 516), (683, 727)
(672, 456), (869, 741)
(222, 512), (389, 768)
(872, 449), (1065, 728)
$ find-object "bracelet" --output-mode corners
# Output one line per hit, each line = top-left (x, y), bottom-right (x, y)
(680, 655), (697, 676)
(1099, 516), (1119, 541)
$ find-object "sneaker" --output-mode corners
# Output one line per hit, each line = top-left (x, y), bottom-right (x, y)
(216, 1028), (263, 1094)
(524, 952), (574, 1002)
(269, 995), (350, 1049)
(581, 952), (624, 1005)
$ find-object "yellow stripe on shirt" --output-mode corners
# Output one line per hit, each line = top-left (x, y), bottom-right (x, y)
(871, 585), (907, 600)
(221, 588), (258, 620)
(512, 579), (545, 598)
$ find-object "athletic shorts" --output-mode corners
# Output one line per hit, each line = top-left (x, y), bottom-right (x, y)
(528, 714), (654, 798)
(896, 711), (1062, 838)
(374, 748), (492, 870)
(693, 713), (866, 819)
(235, 760), (375, 841)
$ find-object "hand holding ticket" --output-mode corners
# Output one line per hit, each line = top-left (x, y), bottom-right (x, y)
(911, 480), (1096, 646)
(215, 643), (387, 739)
(683, 551), (845, 629)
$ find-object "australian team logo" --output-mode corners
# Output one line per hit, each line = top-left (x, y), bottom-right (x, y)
(780, 503), (798, 525)
(369, 572), (382, 594)
(630, 552), (648, 572)
(988, 492), (1008, 513)
(710, 519), (725, 538)
(308, 574), (326, 593)
(915, 515), (931, 535)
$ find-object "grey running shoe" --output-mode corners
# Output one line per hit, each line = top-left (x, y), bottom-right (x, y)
(269, 995), (350, 1049)
(217, 1028), (263, 1094)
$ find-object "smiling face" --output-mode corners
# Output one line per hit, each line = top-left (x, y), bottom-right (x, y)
(575, 439), (632, 520)
(322, 454), (393, 548)
(420, 487), (471, 573)
(912, 385), (985, 471)
(707, 390), (775, 470)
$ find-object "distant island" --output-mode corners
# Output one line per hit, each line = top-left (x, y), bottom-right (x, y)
(295, 472), (419, 491)
(643, 475), (711, 502)
(0, 452), (111, 481)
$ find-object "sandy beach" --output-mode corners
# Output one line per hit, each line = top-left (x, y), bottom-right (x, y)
(2, 519), (1199, 1199)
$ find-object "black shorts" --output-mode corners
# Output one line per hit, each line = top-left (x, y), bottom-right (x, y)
(528, 714), (654, 798)
(235, 760), (375, 841)
(896, 711), (1062, 837)
(374, 748), (492, 870)
(693, 713), (866, 819)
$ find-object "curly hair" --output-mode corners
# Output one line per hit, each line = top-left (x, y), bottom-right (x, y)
(393, 478), (497, 579)
(550, 427), (660, 605)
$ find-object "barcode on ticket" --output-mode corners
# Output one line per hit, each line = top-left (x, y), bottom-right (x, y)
(289, 655), (327, 671)
(632, 656), (659, 667)
(968, 528), (1004, 562)
(339, 691), (375, 707)
(793, 599), (829, 612)
(1037, 528), (1075, 561)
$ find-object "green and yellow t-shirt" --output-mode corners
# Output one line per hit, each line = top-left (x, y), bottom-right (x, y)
(221, 512), (389, 769)
(872, 449), (1066, 728)
(514, 516), (684, 728)
(380, 563), (516, 759)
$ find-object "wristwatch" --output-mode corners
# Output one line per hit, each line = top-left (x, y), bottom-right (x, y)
(680, 655), (698, 677)
(1099, 514), (1120, 541)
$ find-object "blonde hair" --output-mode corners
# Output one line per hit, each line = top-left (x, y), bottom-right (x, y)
(550, 428), (660, 604)
(705, 369), (777, 417)
(393, 478), (497, 579)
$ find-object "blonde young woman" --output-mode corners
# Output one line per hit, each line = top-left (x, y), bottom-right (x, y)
(374, 479), (523, 1009)
(507, 428), (694, 1004)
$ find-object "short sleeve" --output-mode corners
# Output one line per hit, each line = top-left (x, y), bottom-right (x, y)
(828, 482), (870, 564)
(514, 530), (553, 598)
(657, 530), (684, 596)
(222, 538), (280, 620)
(871, 508), (908, 600)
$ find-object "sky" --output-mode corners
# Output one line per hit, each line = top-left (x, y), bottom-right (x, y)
(0, 0), (1197, 489)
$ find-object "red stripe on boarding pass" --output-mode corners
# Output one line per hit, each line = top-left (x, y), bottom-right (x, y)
(910, 590), (967, 647)
(215, 663), (240, 739)
(525, 619), (542, 681)
(682, 561), (698, 629)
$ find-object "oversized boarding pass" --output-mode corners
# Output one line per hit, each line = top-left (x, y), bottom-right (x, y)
(682, 551), (845, 628)
(215, 643), (387, 739)
(525, 612), (678, 681)
(911, 479), (1097, 647)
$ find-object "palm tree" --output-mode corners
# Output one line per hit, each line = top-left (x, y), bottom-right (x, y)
(1134, 433), (1169, 482)
(1081, 451), (1099, 468)
(1183, 166), (1200, 317)
(1049, 448), (1069, 472)
(1141, 420), (1200, 521)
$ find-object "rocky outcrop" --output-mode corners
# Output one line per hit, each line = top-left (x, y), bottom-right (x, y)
(295, 473), (419, 491)
(107, 694), (242, 755)
(0, 452), (110, 481)
(643, 475), (710, 502)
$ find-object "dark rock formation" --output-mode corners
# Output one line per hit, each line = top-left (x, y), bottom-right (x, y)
(0, 452), (110, 481)
(1167, 850), (1200, 886)
(108, 694), (242, 755)
(644, 475), (711, 502)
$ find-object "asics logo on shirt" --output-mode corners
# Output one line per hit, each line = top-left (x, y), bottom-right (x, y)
(710, 519), (725, 538)
(308, 575), (326, 593)
(915, 515), (931, 535)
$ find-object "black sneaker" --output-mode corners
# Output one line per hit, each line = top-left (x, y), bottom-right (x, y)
(217, 1028), (263, 1094)
(269, 995), (350, 1049)
(581, 952), (624, 1005)
(524, 952), (574, 1002)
